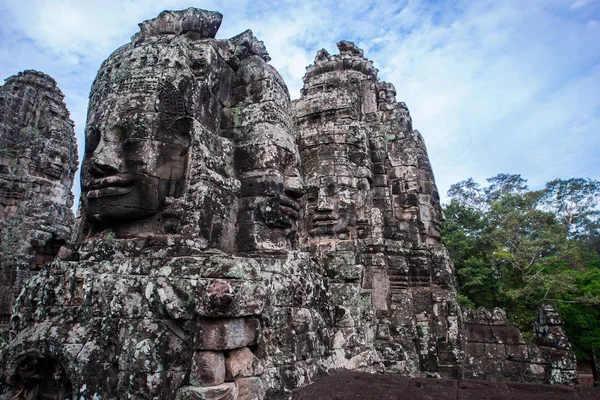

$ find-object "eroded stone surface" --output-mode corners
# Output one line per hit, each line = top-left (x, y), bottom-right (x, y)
(0, 7), (579, 400)
(225, 347), (263, 381)
(463, 306), (577, 384)
(236, 377), (265, 400)
(191, 351), (226, 387)
(0, 70), (77, 331)
(176, 383), (237, 400)
(294, 40), (463, 379)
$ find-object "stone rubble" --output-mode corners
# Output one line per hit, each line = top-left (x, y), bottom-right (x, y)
(0, 8), (579, 400)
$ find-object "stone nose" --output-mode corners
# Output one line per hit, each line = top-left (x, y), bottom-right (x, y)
(284, 176), (304, 200)
(88, 139), (122, 177)
(315, 189), (334, 212)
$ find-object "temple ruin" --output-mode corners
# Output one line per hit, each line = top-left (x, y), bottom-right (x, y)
(0, 8), (578, 400)
(0, 70), (77, 332)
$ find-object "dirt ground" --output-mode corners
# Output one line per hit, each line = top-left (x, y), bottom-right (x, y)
(292, 371), (600, 400)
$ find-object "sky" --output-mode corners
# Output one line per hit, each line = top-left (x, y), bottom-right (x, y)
(1, 0), (599, 204)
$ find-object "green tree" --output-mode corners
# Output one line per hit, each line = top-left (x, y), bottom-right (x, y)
(447, 178), (486, 211)
(443, 174), (600, 344)
(555, 266), (600, 385)
(542, 178), (600, 239)
(486, 190), (566, 308)
(442, 199), (498, 308)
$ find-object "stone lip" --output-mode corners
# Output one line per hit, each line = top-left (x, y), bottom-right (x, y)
(134, 7), (223, 42)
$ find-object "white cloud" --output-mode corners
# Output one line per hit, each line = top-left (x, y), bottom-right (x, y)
(1, 0), (598, 204)
(571, 0), (592, 10)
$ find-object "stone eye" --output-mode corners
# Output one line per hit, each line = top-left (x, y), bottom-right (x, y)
(85, 126), (101, 155)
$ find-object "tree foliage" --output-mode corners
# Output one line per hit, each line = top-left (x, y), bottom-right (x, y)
(442, 175), (600, 362)
(542, 178), (600, 238)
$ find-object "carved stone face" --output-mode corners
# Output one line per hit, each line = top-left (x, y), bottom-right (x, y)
(236, 132), (303, 228)
(252, 148), (302, 228)
(304, 176), (369, 241)
(234, 120), (304, 252)
(34, 143), (72, 180)
(81, 97), (190, 224)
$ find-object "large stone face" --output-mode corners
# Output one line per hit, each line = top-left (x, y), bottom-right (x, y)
(0, 8), (578, 400)
(76, 9), (301, 255)
(0, 70), (77, 331)
(78, 9), (235, 244)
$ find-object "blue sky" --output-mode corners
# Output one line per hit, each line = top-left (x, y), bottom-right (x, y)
(1, 0), (599, 204)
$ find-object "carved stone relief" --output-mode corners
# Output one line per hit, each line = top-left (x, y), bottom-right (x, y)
(0, 8), (579, 400)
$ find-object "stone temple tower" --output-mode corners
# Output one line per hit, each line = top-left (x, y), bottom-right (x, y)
(0, 9), (577, 400)
(0, 70), (77, 331)
(294, 41), (464, 378)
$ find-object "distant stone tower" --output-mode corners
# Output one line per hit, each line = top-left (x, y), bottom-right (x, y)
(294, 41), (463, 378)
(0, 70), (77, 330)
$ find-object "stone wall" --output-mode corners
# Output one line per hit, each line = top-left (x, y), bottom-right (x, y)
(463, 307), (577, 384)
(0, 70), (77, 331)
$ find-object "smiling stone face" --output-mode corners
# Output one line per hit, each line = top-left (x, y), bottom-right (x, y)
(304, 177), (370, 240)
(232, 52), (304, 252)
(296, 125), (373, 245)
(235, 125), (303, 227)
(77, 13), (303, 249)
(76, 28), (235, 240)
(81, 95), (190, 224)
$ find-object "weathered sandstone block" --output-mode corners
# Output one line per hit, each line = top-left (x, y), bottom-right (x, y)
(236, 377), (265, 400)
(191, 351), (226, 387)
(195, 318), (261, 351)
(225, 347), (262, 380)
(176, 383), (237, 400)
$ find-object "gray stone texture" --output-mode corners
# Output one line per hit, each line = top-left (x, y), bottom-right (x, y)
(0, 70), (77, 332)
(463, 306), (577, 384)
(294, 40), (463, 380)
(0, 7), (580, 400)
